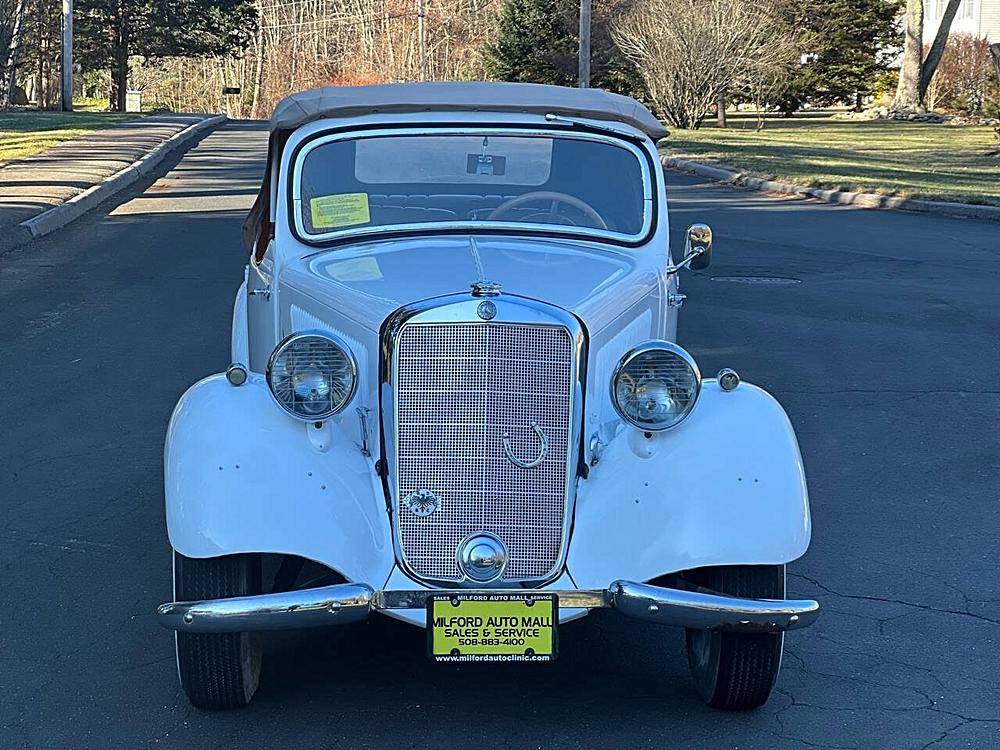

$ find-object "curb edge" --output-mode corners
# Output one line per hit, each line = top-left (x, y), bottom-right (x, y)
(18, 114), (228, 241)
(661, 155), (1000, 223)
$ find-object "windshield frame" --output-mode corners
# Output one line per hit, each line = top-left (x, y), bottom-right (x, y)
(289, 125), (655, 247)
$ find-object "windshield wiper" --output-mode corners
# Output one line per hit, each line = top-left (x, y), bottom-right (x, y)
(544, 113), (644, 141)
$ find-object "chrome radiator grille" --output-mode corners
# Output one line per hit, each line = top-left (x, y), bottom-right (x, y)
(394, 322), (574, 581)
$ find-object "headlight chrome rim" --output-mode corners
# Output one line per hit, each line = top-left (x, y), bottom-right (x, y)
(266, 330), (358, 421)
(610, 340), (701, 432)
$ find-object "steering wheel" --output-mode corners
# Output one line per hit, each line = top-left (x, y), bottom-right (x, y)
(488, 191), (608, 230)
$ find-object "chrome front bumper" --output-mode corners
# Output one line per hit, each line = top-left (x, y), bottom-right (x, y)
(156, 580), (819, 634)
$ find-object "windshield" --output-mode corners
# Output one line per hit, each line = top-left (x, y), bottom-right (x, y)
(295, 130), (650, 242)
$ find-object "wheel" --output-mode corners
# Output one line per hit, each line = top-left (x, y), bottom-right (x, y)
(684, 565), (785, 710)
(173, 552), (263, 709)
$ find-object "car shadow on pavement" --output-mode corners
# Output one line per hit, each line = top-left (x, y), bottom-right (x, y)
(257, 609), (700, 713)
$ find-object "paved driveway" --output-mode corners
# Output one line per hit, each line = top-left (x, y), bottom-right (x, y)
(1, 121), (997, 749)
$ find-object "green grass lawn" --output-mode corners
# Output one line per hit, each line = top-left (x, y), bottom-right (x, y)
(0, 110), (139, 166)
(662, 113), (1000, 206)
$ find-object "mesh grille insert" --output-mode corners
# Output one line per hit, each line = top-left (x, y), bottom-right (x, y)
(395, 322), (573, 580)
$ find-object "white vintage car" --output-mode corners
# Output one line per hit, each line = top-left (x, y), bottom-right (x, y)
(157, 82), (818, 711)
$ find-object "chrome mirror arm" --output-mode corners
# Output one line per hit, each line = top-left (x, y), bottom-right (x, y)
(665, 247), (706, 276)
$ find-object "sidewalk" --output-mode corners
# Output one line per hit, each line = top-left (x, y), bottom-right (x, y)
(0, 113), (223, 253)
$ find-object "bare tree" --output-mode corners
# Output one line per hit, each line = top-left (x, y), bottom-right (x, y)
(741, 38), (799, 131)
(130, 0), (500, 116)
(612, 0), (797, 129)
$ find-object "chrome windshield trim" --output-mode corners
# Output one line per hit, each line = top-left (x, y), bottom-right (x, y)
(379, 292), (587, 589)
(290, 126), (654, 246)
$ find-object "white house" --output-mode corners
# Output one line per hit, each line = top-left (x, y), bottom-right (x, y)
(924, 0), (1000, 44)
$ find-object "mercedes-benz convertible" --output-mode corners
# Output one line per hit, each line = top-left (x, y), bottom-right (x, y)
(156, 82), (819, 710)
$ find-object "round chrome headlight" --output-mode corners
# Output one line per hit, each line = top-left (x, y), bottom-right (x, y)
(611, 341), (701, 431)
(266, 331), (357, 420)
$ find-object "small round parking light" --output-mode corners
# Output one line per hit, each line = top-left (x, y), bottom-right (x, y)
(717, 368), (741, 392)
(226, 363), (248, 387)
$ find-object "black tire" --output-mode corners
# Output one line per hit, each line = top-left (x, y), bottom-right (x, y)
(174, 552), (263, 710)
(684, 565), (785, 710)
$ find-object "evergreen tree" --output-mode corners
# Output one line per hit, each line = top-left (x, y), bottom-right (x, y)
(485, 0), (644, 98)
(778, 0), (901, 112)
(485, 0), (577, 86)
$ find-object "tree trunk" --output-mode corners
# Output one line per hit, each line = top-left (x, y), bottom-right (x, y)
(110, 2), (129, 112)
(989, 43), (1000, 87)
(716, 91), (726, 128)
(893, 0), (923, 110)
(250, 0), (265, 119)
(4, 0), (27, 104)
(919, 0), (962, 101)
(111, 48), (128, 111)
(34, 1), (44, 107)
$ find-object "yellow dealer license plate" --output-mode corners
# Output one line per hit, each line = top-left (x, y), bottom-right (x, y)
(428, 593), (558, 663)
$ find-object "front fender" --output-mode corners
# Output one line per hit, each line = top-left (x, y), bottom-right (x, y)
(164, 374), (394, 586)
(567, 381), (810, 589)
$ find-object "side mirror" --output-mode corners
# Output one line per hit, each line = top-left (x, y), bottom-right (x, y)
(684, 223), (713, 270)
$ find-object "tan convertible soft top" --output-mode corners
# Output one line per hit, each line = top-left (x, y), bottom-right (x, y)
(243, 82), (667, 253)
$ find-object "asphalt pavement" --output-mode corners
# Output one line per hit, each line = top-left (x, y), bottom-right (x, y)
(1, 120), (998, 749)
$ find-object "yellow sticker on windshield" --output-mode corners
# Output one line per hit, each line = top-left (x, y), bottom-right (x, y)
(309, 193), (370, 229)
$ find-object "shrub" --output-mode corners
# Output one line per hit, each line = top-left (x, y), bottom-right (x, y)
(984, 81), (1000, 119)
(924, 33), (994, 113)
(872, 69), (899, 104)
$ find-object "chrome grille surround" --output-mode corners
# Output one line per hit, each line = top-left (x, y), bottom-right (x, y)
(382, 294), (584, 586)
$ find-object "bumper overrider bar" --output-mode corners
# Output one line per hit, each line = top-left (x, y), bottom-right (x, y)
(156, 580), (819, 634)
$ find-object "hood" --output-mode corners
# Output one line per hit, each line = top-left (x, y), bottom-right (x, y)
(282, 235), (662, 333)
